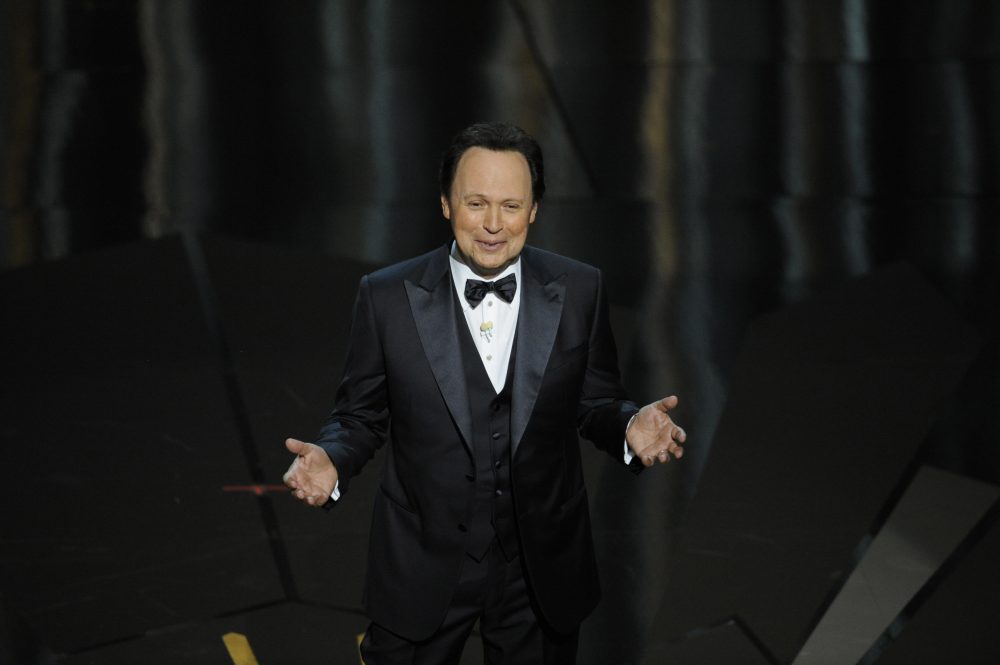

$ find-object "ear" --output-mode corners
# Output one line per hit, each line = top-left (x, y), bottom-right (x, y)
(529, 202), (538, 225)
(440, 195), (451, 220)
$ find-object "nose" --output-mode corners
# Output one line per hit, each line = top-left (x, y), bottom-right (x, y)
(484, 205), (502, 233)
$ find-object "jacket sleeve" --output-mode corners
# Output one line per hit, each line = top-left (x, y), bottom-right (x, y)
(314, 274), (390, 498)
(576, 269), (642, 472)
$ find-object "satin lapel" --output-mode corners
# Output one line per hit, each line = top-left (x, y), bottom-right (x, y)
(404, 248), (473, 456)
(511, 249), (565, 457)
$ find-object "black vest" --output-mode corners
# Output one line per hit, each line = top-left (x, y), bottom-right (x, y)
(456, 305), (519, 562)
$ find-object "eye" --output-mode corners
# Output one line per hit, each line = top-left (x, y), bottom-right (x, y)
(467, 200), (485, 209)
(503, 202), (521, 211)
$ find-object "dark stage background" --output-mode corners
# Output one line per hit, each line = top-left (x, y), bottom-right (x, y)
(1, 1), (998, 664)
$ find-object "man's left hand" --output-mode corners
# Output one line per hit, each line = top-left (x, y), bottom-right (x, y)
(627, 395), (687, 467)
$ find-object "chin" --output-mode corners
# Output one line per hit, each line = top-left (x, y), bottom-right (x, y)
(479, 256), (505, 268)
(475, 257), (508, 274)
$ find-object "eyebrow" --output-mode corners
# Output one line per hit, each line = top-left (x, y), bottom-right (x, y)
(461, 192), (525, 202)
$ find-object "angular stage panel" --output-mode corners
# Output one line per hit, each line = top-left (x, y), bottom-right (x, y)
(865, 506), (1000, 665)
(0, 237), (283, 653)
(792, 466), (999, 664)
(199, 235), (381, 607)
(648, 263), (981, 663)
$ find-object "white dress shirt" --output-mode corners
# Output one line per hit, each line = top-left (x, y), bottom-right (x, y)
(448, 247), (520, 393)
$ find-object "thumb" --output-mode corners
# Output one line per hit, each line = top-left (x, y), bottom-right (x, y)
(656, 395), (679, 412)
(285, 437), (309, 455)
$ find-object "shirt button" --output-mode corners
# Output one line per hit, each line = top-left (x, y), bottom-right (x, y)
(488, 301), (493, 307)
(486, 354), (492, 361)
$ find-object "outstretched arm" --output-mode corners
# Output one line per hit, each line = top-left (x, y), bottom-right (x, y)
(283, 274), (388, 506)
(576, 270), (688, 466)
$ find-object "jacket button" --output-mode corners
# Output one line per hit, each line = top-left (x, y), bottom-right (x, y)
(458, 523), (467, 532)
(494, 460), (501, 469)
(491, 432), (501, 440)
(495, 489), (503, 497)
(465, 472), (475, 482)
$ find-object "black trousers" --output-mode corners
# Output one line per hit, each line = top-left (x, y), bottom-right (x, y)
(360, 540), (579, 665)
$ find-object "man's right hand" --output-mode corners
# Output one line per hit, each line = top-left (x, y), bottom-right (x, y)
(283, 438), (339, 507)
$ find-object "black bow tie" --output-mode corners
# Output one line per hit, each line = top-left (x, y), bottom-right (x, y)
(464, 274), (517, 308)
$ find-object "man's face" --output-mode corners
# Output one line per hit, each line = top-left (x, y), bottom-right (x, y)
(441, 147), (537, 278)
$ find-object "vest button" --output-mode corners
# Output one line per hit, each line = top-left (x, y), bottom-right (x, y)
(458, 523), (467, 532)
(495, 489), (503, 496)
(494, 460), (501, 469)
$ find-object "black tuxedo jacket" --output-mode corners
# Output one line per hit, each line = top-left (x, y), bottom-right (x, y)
(316, 244), (639, 640)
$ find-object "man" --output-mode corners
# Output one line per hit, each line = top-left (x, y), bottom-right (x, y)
(283, 122), (686, 664)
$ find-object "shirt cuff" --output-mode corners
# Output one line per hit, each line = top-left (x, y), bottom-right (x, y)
(623, 414), (638, 464)
(330, 480), (341, 501)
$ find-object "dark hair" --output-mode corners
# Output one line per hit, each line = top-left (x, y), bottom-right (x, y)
(439, 122), (545, 203)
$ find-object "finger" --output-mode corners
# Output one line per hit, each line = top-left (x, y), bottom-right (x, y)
(285, 437), (308, 455)
(641, 448), (660, 467)
(659, 424), (685, 446)
(654, 444), (683, 464)
(669, 425), (686, 459)
(295, 488), (318, 504)
(283, 459), (304, 489)
(638, 442), (660, 466)
(304, 491), (328, 507)
(641, 439), (684, 465)
(653, 423), (684, 445)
